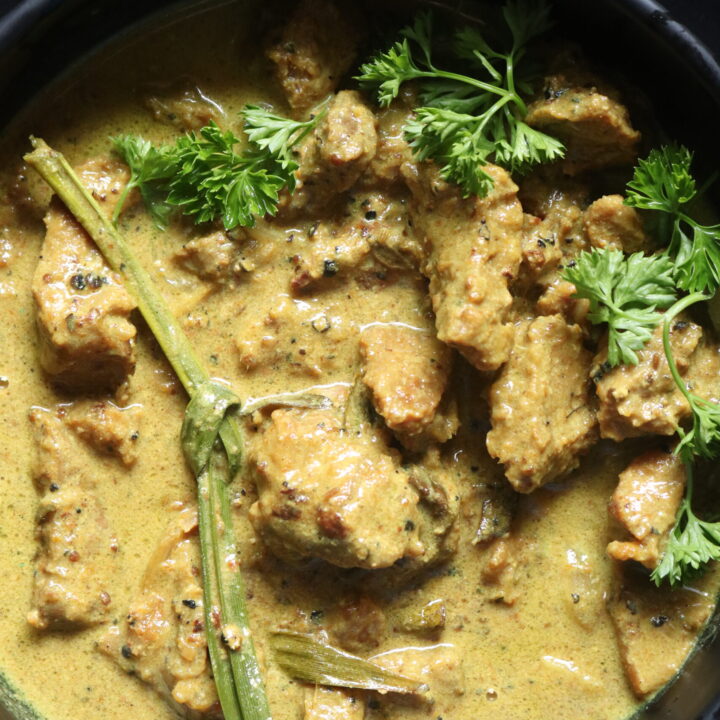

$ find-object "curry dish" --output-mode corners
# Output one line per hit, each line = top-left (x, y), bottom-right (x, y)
(1, 2), (719, 719)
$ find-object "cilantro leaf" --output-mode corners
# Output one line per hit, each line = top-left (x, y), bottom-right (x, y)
(562, 248), (677, 366)
(356, 1), (564, 197)
(626, 145), (720, 293)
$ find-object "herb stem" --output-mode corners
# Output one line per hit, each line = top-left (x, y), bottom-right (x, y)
(661, 292), (709, 408)
(25, 137), (271, 720)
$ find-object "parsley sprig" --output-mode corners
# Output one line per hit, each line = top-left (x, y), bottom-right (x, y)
(651, 465), (720, 587)
(626, 145), (720, 293)
(356, 2), (564, 197)
(563, 249), (676, 366)
(112, 105), (322, 230)
(563, 143), (720, 586)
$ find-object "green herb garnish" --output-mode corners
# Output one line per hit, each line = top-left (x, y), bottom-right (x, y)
(562, 248), (676, 366)
(113, 105), (322, 230)
(356, 2), (564, 197)
(626, 145), (720, 294)
(563, 144), (720, 586)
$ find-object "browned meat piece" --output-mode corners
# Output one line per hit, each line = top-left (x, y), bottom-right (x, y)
(325, 595), (386, 652)
(291, 192), (419, 290)
(32, 160), (137, 393)
(480, 536), (523, 606)
(406, 163), (523, 372)
(526, 74), (640, 174)
(27, 409), (119, 630)
(99, 507), (220, 717)
(266, 0), (361, 112)
(366, 98), (415, 186)
(607, 450), (686, 570)
(248, 405), (427, 569)
(144, 80), (224, 130)
(536, 278), (590, 326)
(608, 563), (716, 697)
(285, 91), (377, 215)
(64, 400), (142, 467)
(583, 195), (649, 253)
(486, 315), (597, 492)
(371, 644), (465, 712)
(594, 319), (701, 441)
(175, 230), (248, 282)
(360, 325), (453, 442)
(519, 192), (584, 284)
(304, 687), (365, 720)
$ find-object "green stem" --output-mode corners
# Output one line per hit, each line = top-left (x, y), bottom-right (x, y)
(25, 137), (271, 720)
(661, 292), (709, 406)
(415, 68), (514, 100)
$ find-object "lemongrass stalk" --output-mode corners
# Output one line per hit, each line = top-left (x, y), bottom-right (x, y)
(25, 137), (271, 720)
(270, 631), (427, 695)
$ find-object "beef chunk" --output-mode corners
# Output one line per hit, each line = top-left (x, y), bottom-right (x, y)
(248, 405), (425, 569)
(583, 194), (649, 253)
(304, 688), (364, 720)
(594, 319), (702, 441)
(144, 80), (224, 130)
(360, 325), (453, 443)
(266, 0), (361, 112)
(99, 507), (220, 717)
(486, 315), (597, 492)
(32, 159), (137, 393)
(175, 230), (247, 282)
(608, 563), (715, 697)
(284, 90), (377, 215)
(27, 409), (119, 630)
(607, 450), (686, 570)
(64, 400), (143, 467)
(406, 163), (523, 372)
(526, 75), (640, 174)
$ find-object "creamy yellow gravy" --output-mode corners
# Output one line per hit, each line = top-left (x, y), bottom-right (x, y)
(0, 3), (717, 720)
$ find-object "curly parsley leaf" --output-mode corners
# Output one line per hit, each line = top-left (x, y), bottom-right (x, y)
(356, 1), (564, 197)
(165, 123), (290, 229)
(651, 476), (720, 587)
(626, 145), (720, 293)
(562, 248), (677, 366)
(113, 108), (321, 230)
(111, 135), (176, 228)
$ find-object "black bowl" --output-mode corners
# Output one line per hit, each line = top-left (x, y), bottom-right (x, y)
(0, 1), (719, 718)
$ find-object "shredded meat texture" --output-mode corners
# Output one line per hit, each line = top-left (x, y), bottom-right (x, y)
(607, 450), (686, 570)
(594, 320), (702, 441)
(486, 315), (597, 492)
(64, 400), (142, 467)
(27, 409), (119, 630)
(32, 160), (137, 393)
(583, 195), (649, 253)
(304, 687), (365, 720)
(608, 564), (715, 698)
(406, 162), (523, 372)
(266, 0), (361, 112)
(99, 507), (220, 718)
(526, 74), (640, 174)
(248, 406), (429, 569)
(360, 325), (453, 442)
(284, 90), (378, 215)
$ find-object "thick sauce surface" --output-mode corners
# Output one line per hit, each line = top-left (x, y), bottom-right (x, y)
(0, 3), (717, 720)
